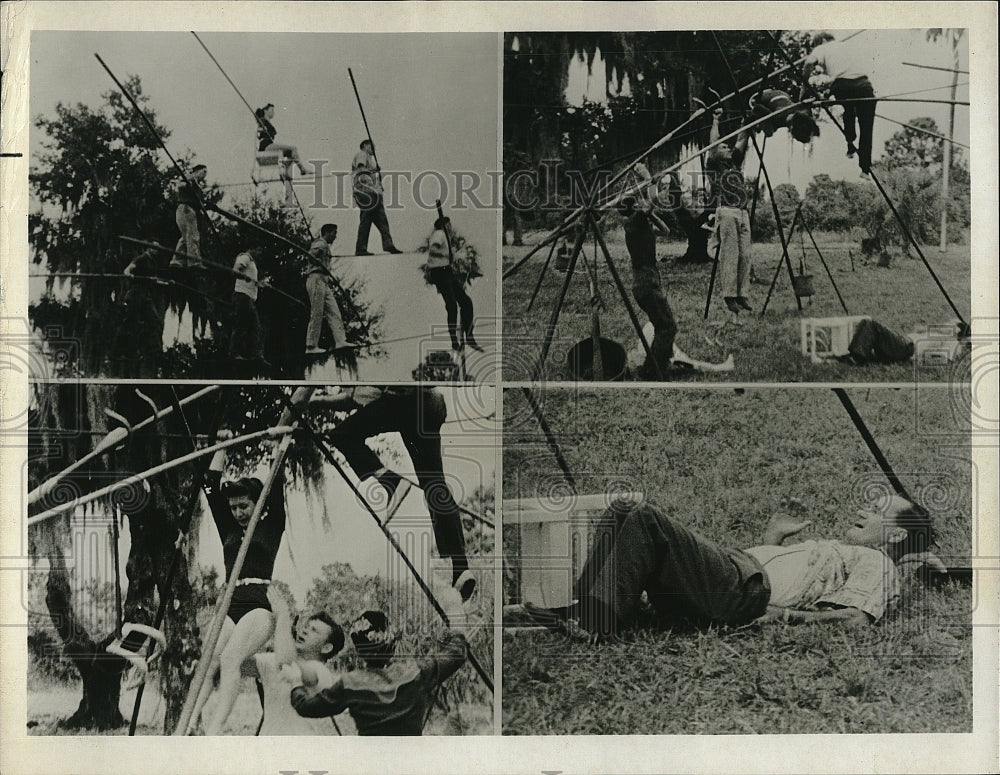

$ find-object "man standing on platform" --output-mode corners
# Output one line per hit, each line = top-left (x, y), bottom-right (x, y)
(352, 139), (403, 256)
(304, 224), (351, 357)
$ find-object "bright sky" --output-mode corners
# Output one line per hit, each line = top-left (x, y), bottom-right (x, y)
(563, 29), (971, 192)
(29, 31), (500, 380)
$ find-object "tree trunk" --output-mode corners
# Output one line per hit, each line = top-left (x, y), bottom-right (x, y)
(43, 531), (127, 731)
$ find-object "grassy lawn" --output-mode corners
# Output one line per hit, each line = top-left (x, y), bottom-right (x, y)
(502, 231), (971, 383)
(502, 387), (973, 734)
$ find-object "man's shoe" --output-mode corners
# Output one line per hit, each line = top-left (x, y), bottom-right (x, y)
(846, 143), (858, 159)
(453, 569), (477, 602)
(168, 258), (186, 269)
(464, 333), (485, 352)
(305, 346), (327, 355)
(736, 296), (753, 311)
(386, 246), (404, 255)
(723, 297), (741, 314)
(355, 250), (374, 256)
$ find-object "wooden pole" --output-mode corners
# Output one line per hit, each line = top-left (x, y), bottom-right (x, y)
(173, 429), (299, 735)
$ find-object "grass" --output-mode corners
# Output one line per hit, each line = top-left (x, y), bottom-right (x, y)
(502, 231), (972, 382)
(501, 387), (973, 734)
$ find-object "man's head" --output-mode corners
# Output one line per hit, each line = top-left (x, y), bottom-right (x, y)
(190, 164), (207, 181)
(349, 610), (397, 669)
(221, 477), (264, 527)
(788, 112), (821, 144)
(295, 611), (345, 661)
(617, 195), (638, 217)
(844, 493), (934, 561)
(360, 139), (374, 153)
(811, 31), (837, 48)
(434, 216), (451, 230)
(320, 223), (338, 244)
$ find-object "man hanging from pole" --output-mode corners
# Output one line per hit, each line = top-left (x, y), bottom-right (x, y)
(352, 140), (403, 256)
(801, 32), (878, 179)
(425, 213), (483, 354)
(705, 106), (753, 323)
(312, 386), (477, 602)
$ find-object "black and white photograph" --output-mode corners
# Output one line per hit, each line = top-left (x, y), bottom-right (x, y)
(502, 386), (974, 734)
(25, 383), (495, 735)
(27, 31), (499, 382)
(502, 30), (973, 382)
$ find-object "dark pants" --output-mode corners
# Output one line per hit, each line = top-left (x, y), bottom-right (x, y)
(632, 267), (677, 378)
(428, 266), (475, 349)
(573, 504), (769, 635)
(848, 318), (915, 364)
(354, 193), (397, 253)
(230, 292), (264, 360)
(831, 76), (876, 173)
(326, 389), (467, 568)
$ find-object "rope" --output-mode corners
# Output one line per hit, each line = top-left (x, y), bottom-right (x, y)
(277, 392), (493, 694)
(31, 270), (231, 307)
(874, 113), (969, 149)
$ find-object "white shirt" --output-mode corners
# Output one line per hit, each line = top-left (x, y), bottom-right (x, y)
(807, 40), (871, 82)
(745, 540), (900, 622)
(233, 253), (258, 300)
(255, 653), (336, 735)
(426, 228), (452, 269)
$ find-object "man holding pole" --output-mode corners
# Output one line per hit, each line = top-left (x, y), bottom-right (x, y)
(352, 140), (403, 256)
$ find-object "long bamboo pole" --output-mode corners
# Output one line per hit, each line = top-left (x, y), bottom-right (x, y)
(28, 386), (218, 508)
(28, 425), (293, 527)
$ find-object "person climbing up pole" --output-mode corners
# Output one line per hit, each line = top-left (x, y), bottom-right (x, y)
(425, 202), (483, 355)
(312, 386), (477, 602)
(348, 68), (403, 256)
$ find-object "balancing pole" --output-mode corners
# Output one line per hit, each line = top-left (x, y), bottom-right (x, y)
(520, 387), (577, 493)
(833, 389), (912, 501)
(348, 68), (382, 185)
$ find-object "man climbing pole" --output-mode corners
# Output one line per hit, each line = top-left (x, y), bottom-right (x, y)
(313, 386), (477, 602)
(425, 215), (482, 354)
(705, 106), (753, 322)
(801, 32), (878, 178)
(170, 164), (208, 269)
(352, 139), (403, 256)
(230, 245), (268, 369)
(304, 224), (351, 357)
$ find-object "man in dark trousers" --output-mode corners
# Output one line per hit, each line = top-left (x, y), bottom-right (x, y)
(802, 33), (878, 177)
(288, 609), (469, 735)
(352, 139), (403, 256)
(619, 195), (677, 380)
(514, 494), (938, 640)
(313, 386), (476, 601)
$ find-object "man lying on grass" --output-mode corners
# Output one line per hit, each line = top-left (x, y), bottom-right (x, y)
(512, 493), (943, 639)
